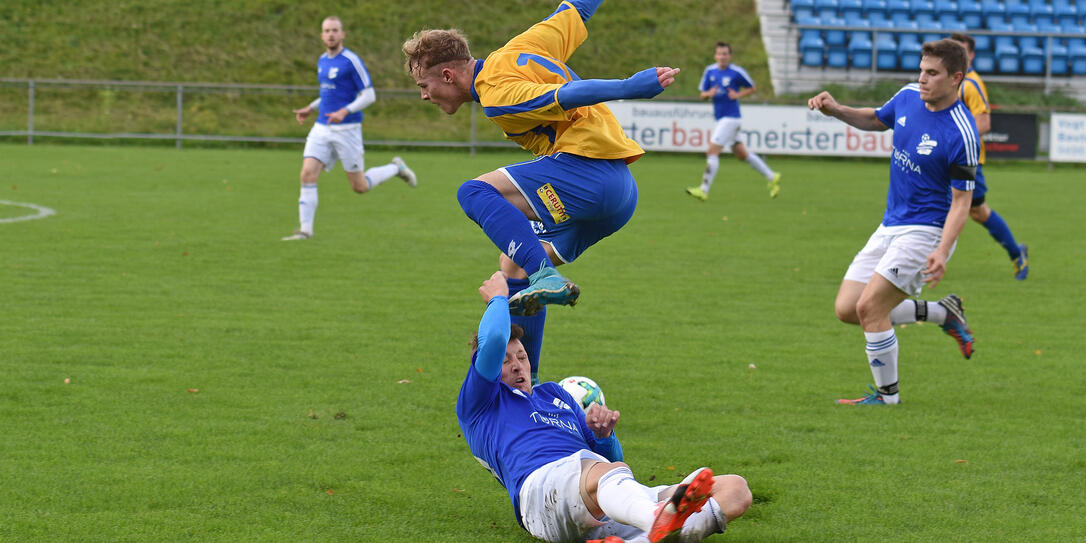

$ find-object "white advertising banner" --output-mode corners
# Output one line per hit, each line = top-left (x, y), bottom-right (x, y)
(1049, 113), (1086, 163)
(607, 100), (893, 157)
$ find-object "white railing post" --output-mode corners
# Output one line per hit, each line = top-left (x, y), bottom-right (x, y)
(176, 84), (184, 149)
(27, 80), (35, 145)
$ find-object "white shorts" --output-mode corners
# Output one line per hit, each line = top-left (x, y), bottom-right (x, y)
(709, 117), (743, 149)
(844, 224), (954, 297)
(519, 450), (656, 543)
(303, 122), (365, 172)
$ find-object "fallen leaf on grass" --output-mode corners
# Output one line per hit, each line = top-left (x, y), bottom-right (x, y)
(397, 379), (412, 384)
(955, 459), (968, 464)
(308, 409), (318, 419)
(187, 388), (199, 393)
(334, 411), (347, 420)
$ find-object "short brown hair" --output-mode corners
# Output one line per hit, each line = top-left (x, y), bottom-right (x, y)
(715, 41), (731, 52)
(403, 29), (472, 75)
(949, 32), (976, 54)
(470, 324), (524, 353)
(922, 39), (968, 82)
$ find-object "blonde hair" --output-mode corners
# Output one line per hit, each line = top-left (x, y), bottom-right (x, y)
(402, 29), (472, 75)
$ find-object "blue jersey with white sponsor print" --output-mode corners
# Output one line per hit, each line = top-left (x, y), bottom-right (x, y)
(699, 63), (755, 119)
(874, 84), (979, 227)
(316, 48), (371, 125)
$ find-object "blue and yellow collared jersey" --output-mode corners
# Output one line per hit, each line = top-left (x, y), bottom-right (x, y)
(959, 69), (990, 164)
(471, 1), (644, 162)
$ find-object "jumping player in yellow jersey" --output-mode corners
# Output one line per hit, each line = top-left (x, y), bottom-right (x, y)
(403, 0), (679, 383)
(950, 33), (1029, 280)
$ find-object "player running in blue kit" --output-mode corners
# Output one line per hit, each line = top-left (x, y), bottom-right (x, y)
(403, 0), (679, 384)
(283, 16), (417, 241)
(808, 39), (979, 406)
(686, 42), (780, 202)
(458, 271), (751, 543)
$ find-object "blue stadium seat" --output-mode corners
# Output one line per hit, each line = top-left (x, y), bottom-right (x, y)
(824, 17), (849, 47)
(801, 35), (827, 66)
(974, 50), (996, 71)
(867, 10), (893, 28)
(935, 1), (960, 17)
(1020, 42), (1046, 73)
(921, 21), (945, 42)
(797, 14), (823, 42)
(888, 0), (913, 23)
(1048, 41), (1070, 74)
(827, 45), (850, 67)
(1031, 3), (1056, 26)
(875, 32), (899, 68)
(1006, 0), (1032, 26)
(793, 0), (817, 20)
(959, 0), (984, 27)
(939, 12), (965, 26)
(863, 0), (889, 17)
(898, 33), (924, 69)
(849, 34), (875, 67)
(1016, 22), (1040, 49)
(1069, 42), (1086, 74)
(986, 14), (1009, 28)
(913, 0), (937, 24)
(839, 0), (865, 19)
(974, 33), (993, 51)
(990, 20), (1017, 49)
(996, 43), (1021, 72)
(981, 0), (1006, 19)
(814, 0), (840, 14)
(1054, 4), (1079, 27)
(943, 19), (970, 32)
(844, 16), (873, 40)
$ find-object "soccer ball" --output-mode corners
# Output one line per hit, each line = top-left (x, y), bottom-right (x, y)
(559, 376), (606, 411)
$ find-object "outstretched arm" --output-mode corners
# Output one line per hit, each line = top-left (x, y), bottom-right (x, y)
(555, 66), (680, 109)
(473, 271), (511, 380)
(808, 91), (888, 131)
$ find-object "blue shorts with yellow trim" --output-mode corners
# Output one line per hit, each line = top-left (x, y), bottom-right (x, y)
(501, 153), (637, 264)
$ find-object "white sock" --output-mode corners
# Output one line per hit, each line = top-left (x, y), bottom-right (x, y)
(745, 152), (774, 179)
(298, 184), (318, 235)
(701, 154), (720, 193)
(864, 329), (900, 403)
(679, 497), (726, 543)
(889, 300), (948, 325)
(364, 163), (399, 189)
(595, 467), (657, 533)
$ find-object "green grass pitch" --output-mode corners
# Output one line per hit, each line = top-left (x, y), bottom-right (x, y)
(1, 143), (1083, 541)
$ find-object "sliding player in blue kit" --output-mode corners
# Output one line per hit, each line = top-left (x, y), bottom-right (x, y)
(808, 39), (979, 406)
(458, 271), (751, 542)
(403, 0), (679, 384)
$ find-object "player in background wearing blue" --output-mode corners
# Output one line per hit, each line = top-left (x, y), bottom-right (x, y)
(686, 42), (781, 202)
(459, 271), (752, 543)
(808, 39), (978, 406)
(949, 33), (1029, 280)
(403, 0), (679, 384)
(283, 16), (417, 241)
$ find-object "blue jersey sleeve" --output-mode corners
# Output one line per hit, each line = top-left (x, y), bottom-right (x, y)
(590, 432), (624, 462)
(875, 92), (900, 128)
(566, 0), (603, 21)
(555, 68), (665, 109)
(474, 296), (511, 381)
(947, 106), (980, 191)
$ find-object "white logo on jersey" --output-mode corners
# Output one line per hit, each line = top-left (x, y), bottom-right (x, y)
(897, 116), (907, 127)
(892, 146), (922, 175)
(328, 67), (339, 79)
(507, 240), (522, 259)
(529, 411), (579, 435)
(721, 76), (732, 87)
(916, 134), (938, 155)
(552, 398), (572, 411)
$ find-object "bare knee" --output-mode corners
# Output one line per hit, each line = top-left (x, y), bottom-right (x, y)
(835, 299), (859, 324)
(349, 175), (370, 193)
(855, 296), (879, 325)
(713, 474), (752, 522)
(969, 205), (989, 223)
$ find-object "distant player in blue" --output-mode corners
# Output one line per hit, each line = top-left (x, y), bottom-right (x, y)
(808, 39), (978, 406)
(686, 42), (781, 202)
(458, 271), (751, 542)
(403, 0), (680, 385)
(282, 16), (417, 241)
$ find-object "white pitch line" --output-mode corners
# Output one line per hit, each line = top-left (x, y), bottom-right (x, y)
(0, 200), (57, 223)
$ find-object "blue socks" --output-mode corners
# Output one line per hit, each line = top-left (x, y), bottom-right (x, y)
(982, 210), (1021, 260)
(457, 180), (553, 274)
(507, 276), (547, 384)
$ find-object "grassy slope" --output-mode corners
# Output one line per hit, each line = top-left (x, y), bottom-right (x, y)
(0, 0), (770, 98)
(1, 143), (1084, 541)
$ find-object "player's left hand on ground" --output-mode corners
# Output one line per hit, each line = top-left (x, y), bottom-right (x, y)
(656, 67), (680, 89)
(923, 251), (948, 287)
(585, 403), (619, 439)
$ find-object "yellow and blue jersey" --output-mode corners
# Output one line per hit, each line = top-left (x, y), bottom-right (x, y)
(471, 1), (644, 162)
(959, 69), (990, 164)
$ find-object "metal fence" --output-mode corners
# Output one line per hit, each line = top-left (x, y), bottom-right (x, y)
(0, 78), (517, 153)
